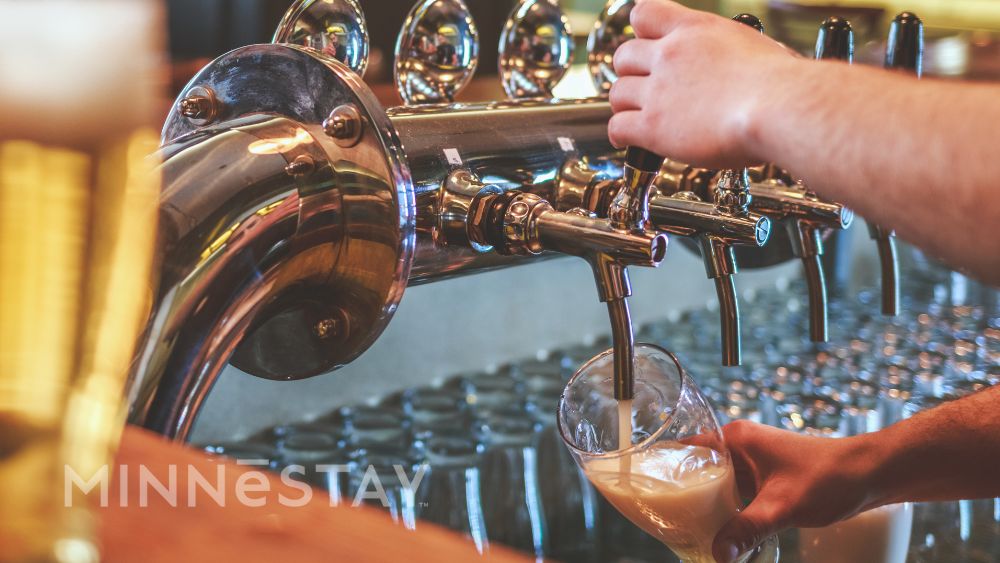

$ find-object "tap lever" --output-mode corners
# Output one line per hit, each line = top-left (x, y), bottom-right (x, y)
(626, 147), (667, 173)
(886, 12), (924, 76)
(871, 12), (922, 316)
(816, 17), (854, 62)
(610, 147), (666, 232)
(732, 13), (764, 33)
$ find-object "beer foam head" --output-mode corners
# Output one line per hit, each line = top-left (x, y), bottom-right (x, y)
(0, 0), (165, 144)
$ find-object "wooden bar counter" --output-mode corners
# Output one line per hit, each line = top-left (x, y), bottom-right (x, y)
(99, 427), (526, 563)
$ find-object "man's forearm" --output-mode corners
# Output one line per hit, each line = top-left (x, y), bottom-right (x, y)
(750, 60), (1000, 284)
(860, 385), (1000, 507)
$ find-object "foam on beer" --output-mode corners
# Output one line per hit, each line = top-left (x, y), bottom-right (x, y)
(0, 0), (164, 144)
(586, 443), (741, 563)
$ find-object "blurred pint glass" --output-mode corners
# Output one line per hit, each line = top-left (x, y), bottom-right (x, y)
(0, 1), (164, 560)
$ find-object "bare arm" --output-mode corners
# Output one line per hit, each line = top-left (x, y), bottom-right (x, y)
(713, 385), (1000, 562)
(610, 0), (1000, 284)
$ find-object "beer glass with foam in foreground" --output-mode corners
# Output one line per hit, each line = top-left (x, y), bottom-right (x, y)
(0, 1), (164, 560)
(558, 344), (779, 563)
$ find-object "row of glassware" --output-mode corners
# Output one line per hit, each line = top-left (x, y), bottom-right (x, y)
(204, 255), (999, 562)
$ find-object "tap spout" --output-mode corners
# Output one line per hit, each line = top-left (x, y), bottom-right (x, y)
(607, 297), (636, 401)
(871, 224), (900, 316)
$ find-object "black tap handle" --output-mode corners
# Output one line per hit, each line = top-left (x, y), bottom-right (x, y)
(885, 12), (924, 77)
(732, 13), (764, 33)
(625, 147), (666, 173)
(816, 17), (854, 62)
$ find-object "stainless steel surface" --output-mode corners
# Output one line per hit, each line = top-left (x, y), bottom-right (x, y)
(131, 1), (890, 445)
(131, 44), (415, 439)
(608, 298), (635, 400)
(748, 176), (854, 343)
(652, 166), (770, 366)
(499, 0), (575, 99)
(465, 191), (666, 282)
(394, 0), (479, 105)
(802, 253), (828, 342)
(388, 98), (621, 283)
(714, 275), (741, 367)
(650, 193), (770, 247)
(438, 169), (501, 252)
(463, 180), (666, 401)
(872, 12), (923, 317)
(588, 0), (634, 96)
(273, 0), (370, 76)
(873, 224), (901, 315)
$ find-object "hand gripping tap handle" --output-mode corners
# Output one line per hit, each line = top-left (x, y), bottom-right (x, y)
(871, 12), (922, 316)
(609, 147), (666, 400)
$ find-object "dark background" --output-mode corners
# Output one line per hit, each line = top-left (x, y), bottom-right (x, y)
(168, 0), (517, 79)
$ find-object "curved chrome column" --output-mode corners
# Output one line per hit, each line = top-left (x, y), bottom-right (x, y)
(129, 44), (416, 440)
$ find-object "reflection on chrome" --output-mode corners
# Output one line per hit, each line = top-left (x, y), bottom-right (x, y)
(395, 0), (480, 105)
(273, 0), (369, 76)
(499, 0), (575, 99)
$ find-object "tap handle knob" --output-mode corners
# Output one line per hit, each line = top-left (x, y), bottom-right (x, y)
(732, 13), (764, 33)
(625, 147), (665, 174)
(816, 17), (854, 62)
(885, 12), (924, 77)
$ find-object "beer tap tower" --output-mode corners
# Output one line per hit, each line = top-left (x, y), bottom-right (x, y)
(126, 0), (922, 442)
(874, 12), (924, 316)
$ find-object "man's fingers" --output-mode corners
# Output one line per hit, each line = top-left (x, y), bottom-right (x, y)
(609, 76), (646, 112)
(713, 495), (788, 563)
(612, 38), (657, 77)
(608, 110), (646, 149)
(631, 0), (689, 39)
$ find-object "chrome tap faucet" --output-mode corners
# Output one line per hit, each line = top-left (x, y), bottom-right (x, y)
(872, 12), (924, 316)
(738, 17), (858, 343)
(465, 161), (668, 401)
(568, 6), (773, 367)
(698, 13), (769, 366)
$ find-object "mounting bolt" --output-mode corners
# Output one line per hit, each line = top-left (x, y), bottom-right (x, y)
(323, 104), (364, 148)
(313, 318), (339, 340)
(284, 155), (316, 178)
(179, 86), (219, 126)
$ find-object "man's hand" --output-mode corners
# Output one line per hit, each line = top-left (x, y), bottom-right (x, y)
(712, 421), (881, 562)
(609, 0), (801, 169)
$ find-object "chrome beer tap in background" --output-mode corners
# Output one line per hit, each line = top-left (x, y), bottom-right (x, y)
(872, 12), (924, 316)
(735, 17), (859, 344)
(652, 14), (855, 346)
